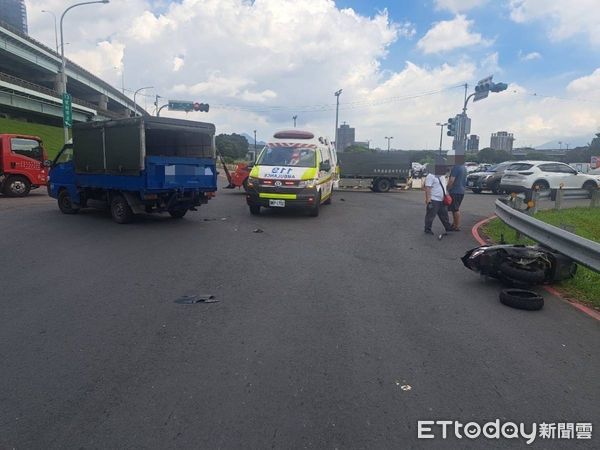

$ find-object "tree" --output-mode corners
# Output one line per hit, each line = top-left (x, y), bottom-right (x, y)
(215, 133), (249, 160)
(477, 148), (513, 164)
(590, 133), (600, 156)
(344, 144), (374, 153)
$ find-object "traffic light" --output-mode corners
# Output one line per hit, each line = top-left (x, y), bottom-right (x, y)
(490, 82), (508, 93)
(447, 117), (456, 136)
(193, 102), (209, 112)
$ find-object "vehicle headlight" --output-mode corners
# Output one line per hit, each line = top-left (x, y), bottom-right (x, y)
(247, 176), (258, 185)
(298, 180), (316, 188)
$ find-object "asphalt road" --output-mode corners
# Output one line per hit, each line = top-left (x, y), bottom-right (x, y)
(1, 187), (598, 449)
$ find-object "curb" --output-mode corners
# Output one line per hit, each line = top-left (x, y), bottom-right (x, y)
(471, 215), (600, 322)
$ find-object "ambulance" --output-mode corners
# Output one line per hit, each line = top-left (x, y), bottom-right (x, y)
(245, 130), (338, 216)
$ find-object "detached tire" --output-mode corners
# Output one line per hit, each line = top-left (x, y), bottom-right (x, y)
(58, 190), (79, 214)
(110, 195), (134, 224)
(4, 176), (31, 197)
(499, 261), (546, 284)
(500, 289), (544, 311)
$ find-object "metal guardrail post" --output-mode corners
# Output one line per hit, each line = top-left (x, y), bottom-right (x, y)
(591, 190), (600, 208)
(555, 187), (564, 210)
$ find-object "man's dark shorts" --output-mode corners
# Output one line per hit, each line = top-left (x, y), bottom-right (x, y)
(449, 193), (464, 212)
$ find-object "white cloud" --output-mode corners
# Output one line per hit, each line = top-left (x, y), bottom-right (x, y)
(480, 52), (501, 74)
(172, 56), (185, 72)
(566, 68), (600, 100)
(518, 50), (542, 61)
(22, 0), (600, 148)
(434, 0), (487, 13)
(417, 15), (491, 54)
(509, 0), (600, 47)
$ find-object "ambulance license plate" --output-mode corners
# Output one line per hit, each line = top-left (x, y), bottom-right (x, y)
(269, 199), (285, 207)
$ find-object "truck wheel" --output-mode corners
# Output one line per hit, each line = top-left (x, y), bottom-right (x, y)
(375, 178), (391, 193)
(323, 191), (332, 205)
(309, 193), (321, 217)
(249, 205), (260, 215)
(472, 188), (482, 194)
(168, 208), (188, 219)
(4, 176), (31, 197)
(58, 190), (79, 214)
(242, 177), (249, 191)
(490, 182), (500, 195)
(110, 195), (134, 224)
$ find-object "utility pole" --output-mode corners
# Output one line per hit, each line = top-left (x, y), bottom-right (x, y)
(253, 129), (257, 151)
(558, 141), (562, 150)
(436, 122), (448, 155)
(41, 10), (59, 54)
(334, 89), (342, 151)
(385, 136), (393, 152)
(292, 115), (297, 128)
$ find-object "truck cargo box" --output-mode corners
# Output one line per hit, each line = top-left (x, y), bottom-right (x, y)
(337, 152), (411, 178)
(73, 116), (215, 175)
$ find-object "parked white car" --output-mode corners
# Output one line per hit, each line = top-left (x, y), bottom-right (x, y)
(500, 161), (599, 196)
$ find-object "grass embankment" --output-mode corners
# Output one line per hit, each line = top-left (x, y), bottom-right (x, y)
(482, 208), (600, 308)
(0, 117), (64, 159)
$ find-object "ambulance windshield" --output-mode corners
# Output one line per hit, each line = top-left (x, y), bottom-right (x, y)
(257, 146), (316, 168)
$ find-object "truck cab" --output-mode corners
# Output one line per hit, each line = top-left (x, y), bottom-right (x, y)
(245, 130), (338, 217)
(0, 134), (48, 197)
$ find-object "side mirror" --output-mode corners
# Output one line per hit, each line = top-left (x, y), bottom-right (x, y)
(320, 161), (331, 172)
(43, 160), (53, 167)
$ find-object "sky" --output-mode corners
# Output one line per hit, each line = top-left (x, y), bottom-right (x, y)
(25, 0), (600, 149)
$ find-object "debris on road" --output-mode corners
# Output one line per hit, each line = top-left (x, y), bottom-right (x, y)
(461, 244), (577, 287)
(175, 294), (219, 304)
(499, 289), (544, 311)
(253, 228), (264, 233)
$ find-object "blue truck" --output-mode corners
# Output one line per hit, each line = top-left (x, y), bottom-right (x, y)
(48, 116), (217, 223)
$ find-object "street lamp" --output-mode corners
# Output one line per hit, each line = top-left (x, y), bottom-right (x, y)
(60, 0), (110, 144)
(253, 129), (257, 151)
(334, 89), (342, 152)
(41, 10), (59, 54)
(133, 86), (153, 117)
(385, 136), (393, 152)
(114, 66), (125, 94)
(436, 122), (448, 155)
(292, 115), (297, 128)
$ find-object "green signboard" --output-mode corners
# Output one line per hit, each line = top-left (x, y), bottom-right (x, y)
(62, 93), (73, 128)
(168, 100), (194, 112)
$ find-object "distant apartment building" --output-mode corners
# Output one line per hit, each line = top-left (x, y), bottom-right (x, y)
(467, 134), (479, 152)
(0, 0), (28, 34)
(490, 131), (514, 153)
(337, 123), (355, 151)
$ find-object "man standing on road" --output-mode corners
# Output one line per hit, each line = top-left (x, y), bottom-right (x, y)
(424, 160), (453, 235)
(447, 154), (467, 231)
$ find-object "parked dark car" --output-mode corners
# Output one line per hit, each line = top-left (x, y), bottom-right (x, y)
(466, 162), (512, 194)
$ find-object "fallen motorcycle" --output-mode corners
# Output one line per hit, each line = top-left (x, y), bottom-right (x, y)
(461, 244), (577, 287)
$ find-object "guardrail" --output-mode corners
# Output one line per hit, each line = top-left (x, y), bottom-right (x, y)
(495, 199), (600, 272)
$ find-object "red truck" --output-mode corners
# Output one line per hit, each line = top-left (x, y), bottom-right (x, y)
(0, 134), (49, 197)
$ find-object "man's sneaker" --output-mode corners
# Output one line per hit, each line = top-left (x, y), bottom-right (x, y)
(424, 230), (434, 235)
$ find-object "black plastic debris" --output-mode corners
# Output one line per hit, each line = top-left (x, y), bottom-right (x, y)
(461, 244), (577, 287)
(175, 294), (219, 304)
(340, 198), (346, 202)
(253, 228), (264, 233)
